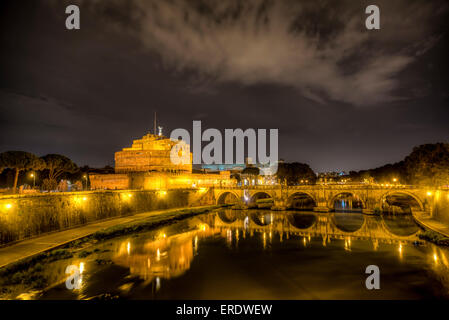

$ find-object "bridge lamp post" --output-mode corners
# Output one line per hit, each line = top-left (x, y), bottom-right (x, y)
(30, 172), (35, 188)
(83, 175), (88, 190)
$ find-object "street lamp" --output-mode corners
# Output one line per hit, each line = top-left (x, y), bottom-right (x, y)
(393, 178), (397, 183)
(30, 172), (35, 188)
(83, 174), (88, 190)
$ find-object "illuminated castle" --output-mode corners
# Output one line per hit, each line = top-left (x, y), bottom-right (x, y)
(89, 124), (233, 190)
(114, 132), (192, 173)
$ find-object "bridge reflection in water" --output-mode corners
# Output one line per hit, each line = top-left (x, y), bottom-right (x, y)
(105, 210), (449, 297)
(38, 209), (449, 299)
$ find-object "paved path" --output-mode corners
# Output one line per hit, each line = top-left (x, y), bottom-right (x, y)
(415, 214), (449, 238)
(0, 206), (214, 269)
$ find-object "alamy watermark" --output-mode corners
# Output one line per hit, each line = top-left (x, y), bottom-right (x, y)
(65, 4), (380, 31)
(365, 265), (380, 290)
(169, 121), (279, 175)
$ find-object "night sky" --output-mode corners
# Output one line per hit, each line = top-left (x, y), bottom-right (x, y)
(1, 0), (448, 172)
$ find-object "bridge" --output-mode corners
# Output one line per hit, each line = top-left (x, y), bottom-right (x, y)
(212, 184), (432, 215)
(208, 210), (420, 246)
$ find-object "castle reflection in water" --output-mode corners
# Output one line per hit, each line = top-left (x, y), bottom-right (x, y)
(111, 209), (449, 287)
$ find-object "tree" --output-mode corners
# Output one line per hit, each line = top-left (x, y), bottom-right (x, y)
(404, 143), (449, 186)
(0, 151), (45, 192)
(346, 143), (449, 186)
(231, 172), (241, 184)
(242, 166), (260, 176)
(242, 166), (260, 185)
(41, 154), (78, 190)
(277, 162), (317, 186)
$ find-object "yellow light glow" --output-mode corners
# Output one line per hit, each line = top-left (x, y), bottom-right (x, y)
(393, 178), (397, 182)
(127, 242), (131, 255)
(79, 262), (85, 274)
(427, 191), (432, 196)
(198, 188), (207, 194)
(5, 203), (12, 210)
(158, 191), (167, 197)
(434, 253), (438, 262)
(82, 197), (87, 201)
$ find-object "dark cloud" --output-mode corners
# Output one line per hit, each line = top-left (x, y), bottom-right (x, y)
(0, 0), (448, 171)
(69, 0), (447, 106)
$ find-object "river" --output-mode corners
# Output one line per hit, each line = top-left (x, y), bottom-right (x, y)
(36, 209), (449, 299)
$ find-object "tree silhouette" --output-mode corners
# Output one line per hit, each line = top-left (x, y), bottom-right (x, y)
(277, 162), (316, 186)
(41, 154), (79, 189)
(0, 151), (45, 192)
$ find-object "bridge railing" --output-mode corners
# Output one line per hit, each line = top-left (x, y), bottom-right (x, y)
(212, 184), (419, 190)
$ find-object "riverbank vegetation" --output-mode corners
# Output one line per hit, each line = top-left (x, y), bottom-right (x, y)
(418, 230), (449, 246)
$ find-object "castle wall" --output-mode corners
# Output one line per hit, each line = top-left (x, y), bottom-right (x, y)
(90, 173), (130, 190)
(89, 171), (234, 190)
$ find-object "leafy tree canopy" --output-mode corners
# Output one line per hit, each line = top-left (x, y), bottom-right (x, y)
(0, 151), (45, 191)
(242, 166), (260, 176)
(41, 154), (79, 183)
(348, 143), (449, 186)
(277, 162), (316, 186)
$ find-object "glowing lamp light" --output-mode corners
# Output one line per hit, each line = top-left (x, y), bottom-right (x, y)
(5, 203), (12, 210)
(158, 191), (167, 197)
(82, 197), (87, 201)
(427, 191), (433, 196)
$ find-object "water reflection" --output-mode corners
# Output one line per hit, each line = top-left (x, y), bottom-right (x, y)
(36, 209), (449, 299)
(111, 210), (425, 284)
(114, 225), (214, 284)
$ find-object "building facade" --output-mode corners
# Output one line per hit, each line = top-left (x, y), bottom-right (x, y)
(90, 132), (234, 190)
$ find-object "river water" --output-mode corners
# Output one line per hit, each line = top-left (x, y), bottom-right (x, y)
(38, 209), (449, 299)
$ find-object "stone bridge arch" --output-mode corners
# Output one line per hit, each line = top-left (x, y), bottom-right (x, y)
(328, 192), (365, 211)
(379, 190), (424, 215)
(216, 191), (242, 205)
(287, 192), (317, 210)
(248, 191), (276, 205)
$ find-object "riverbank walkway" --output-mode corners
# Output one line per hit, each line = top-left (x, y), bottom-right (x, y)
(415, 214), (449, 238)
(0, 205), (215, 269)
